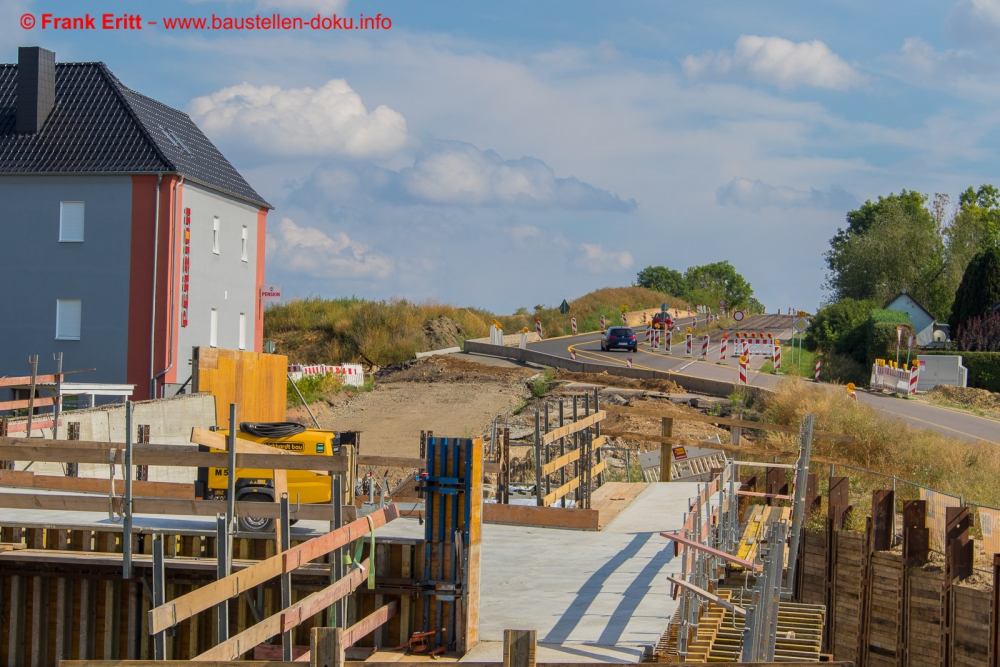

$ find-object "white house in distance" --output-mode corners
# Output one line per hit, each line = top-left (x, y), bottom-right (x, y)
(884, 290), (949, 347)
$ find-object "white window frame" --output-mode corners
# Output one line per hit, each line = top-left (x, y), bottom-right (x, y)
(210, 308), (218, 347)
(59, 201), (85, 242)
(241, 226), (248, 262)
(239, 312), (246, 350)
(55, 299), (82, 340)
(212, 217), (220, 255)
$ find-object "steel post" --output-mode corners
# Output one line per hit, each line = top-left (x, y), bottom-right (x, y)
(783, 414), (814, 599)
(152, 534), (166, 659)
(280, 492), (292, 660)
(215, 514), (229, 643)
(227, 403), (237, 532)
(123, 401), (133, 580)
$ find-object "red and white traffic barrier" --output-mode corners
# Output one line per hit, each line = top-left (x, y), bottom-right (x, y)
(719, 334), (728, 364)
(814, 359), (821, 381)
(535, 317), (542, 338)
(870, 360), (921, 395)
(571, 317), (577, 335)
(738, 356), (748, 385)
(651, 328), (659, 350)
(664, 330), (672, 355)
(570, 349), (577, 361)
(626, 357), (633, 368)
(685, 333), (693, 357)
(909, 364), (919, 395)
(600, 315), (606, 330)
(645, 327), (651, 345)
(773, 341), (781, 371)
(701, 335), (709, 360)
(621, 311), (627, 325)
(287, 363), (365, 387)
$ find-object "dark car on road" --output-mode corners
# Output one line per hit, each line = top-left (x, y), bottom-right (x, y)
(601, 327), (638, 352)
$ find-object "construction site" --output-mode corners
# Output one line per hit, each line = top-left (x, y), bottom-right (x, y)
(0, 340), (996, 667)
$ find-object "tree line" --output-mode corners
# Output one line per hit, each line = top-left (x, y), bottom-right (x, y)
(634, 261), (761, 312)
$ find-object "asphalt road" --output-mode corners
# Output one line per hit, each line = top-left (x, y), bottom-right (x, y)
(528, 314), (999, 444)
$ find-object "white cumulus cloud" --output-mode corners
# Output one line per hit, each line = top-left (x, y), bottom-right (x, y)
(683, 35), (864, 90)
(188, 79), (410, 159)
(399, 142), (636, 210)
(576, 243), (633, 273)
(266, 218), (393, 279)
(716, 178), (856, 212)
(948, 0), (1000, 44)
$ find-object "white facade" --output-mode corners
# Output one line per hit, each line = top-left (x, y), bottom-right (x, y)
(885, 291), (938, 347)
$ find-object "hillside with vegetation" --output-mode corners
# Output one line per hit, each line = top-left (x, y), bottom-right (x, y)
(264, 286), (692, 366)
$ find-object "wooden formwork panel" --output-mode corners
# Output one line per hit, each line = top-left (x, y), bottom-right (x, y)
(906, 571), (946, 667)
(951, 585), (991, 667)
(866, 552), (904, 667)
(799, 529), (828, 607)
(831, 530), (867, 665)
(192, 346), (288, 425)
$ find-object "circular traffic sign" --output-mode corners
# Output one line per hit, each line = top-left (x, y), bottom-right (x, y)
(733, 310), (745, 322)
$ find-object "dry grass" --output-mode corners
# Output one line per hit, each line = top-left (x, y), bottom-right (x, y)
(265, 297), (491, 365)
(751, 380), (1000, 507)
(496, 286), (690, 337)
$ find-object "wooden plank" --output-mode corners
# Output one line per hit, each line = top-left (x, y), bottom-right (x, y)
(343, 601), (399, 647)
(150, 505), (399, 634)
(62, 662), (860, 667)
(0, 470), (194, 498)
(483, 503), (600, 531)
(540, 411), (605, 445)
(602, 430), (796, 459)
(541, 448), (580, 477)
(602, 404), (855, 441)
(0, 374), (57, 387)
(542, 477), (580, 506)
(0, 444), (349, 472)
(504, 629), (537, 667)
(192, 558), (368, 661)
(0, 396), (57, 411)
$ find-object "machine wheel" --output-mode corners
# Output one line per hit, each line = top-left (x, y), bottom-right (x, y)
(237, 493), (274, 533)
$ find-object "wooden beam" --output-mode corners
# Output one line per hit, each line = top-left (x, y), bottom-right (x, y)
(343, 601), (398, 647)
(60, 661), (857, 667)
(0, 396), (57, 411)
(483, 503), (600, 531)
(192, 560), (368, 661)
(311, 627), (344, 667)
(736, 490), (792, 501)
(0, 443), (350, 472)
(602, 404), (855, 442)
(661, 531), (762, 571)
(0, 374), (57, 387)
(601, 430), (797, 459)
(0, 492), (342, 520)
(356, 455), (425, 470)
(0, 469), (193, 498)
(149, 505), (399, 634)
(541, 448), (580, 476)
(503, 629), (536, 667)
(540, 411), (605, 445)
(542, 477), (579, 506)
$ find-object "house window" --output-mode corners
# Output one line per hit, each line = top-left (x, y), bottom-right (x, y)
(213, 217), (220, 255)
(241, 226), (248, 262)
(239, 312), (246, 350)
(56, 299), (82, 340)
(210, 308), (218, 347)
(59, 202), (85, 242)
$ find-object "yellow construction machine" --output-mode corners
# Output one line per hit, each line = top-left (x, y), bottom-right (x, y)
(194, 421), (359, 532)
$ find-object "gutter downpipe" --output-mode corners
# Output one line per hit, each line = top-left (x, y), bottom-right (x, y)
(149, 173), (163, 400)
(154, 175), (184, 397)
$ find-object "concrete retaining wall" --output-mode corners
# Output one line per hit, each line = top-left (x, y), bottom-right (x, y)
(465, 339), (766, 399)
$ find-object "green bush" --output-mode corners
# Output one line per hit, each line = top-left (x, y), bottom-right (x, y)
(806, 298), (877, 362)
(866, 309), (912, 367)
(922, 351), (1000, 392)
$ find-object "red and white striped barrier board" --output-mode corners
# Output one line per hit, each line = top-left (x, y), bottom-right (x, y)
(738, 356), (748, 385)
(773, 343), (781, 371)
(287, 363), (365, 387)
(600, 315), (606, 330)
(571, 317), (577, 334)
(815, 359), (821, 381)
(685, 333), (693, 357)
(621, 311), (627, 325)
(645, 327), (651, 345)
(720, 334), (728, 364)
(536, 318), (542, 338)
(664, 330), (672, 355)
(870, 360), (921, 395)
(570, 349), (577, 361)
(733, 333), (776, 358)
(701, 335), (709, 360)
(626, 357), (633, 368)
(654, 328), (661, 350)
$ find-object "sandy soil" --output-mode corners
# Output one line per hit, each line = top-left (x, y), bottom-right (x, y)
(287, 356), (538, 459)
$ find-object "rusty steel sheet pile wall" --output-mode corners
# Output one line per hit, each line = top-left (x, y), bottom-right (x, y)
(192, 346), (288, 425)
(906, 571), (947, 667)
(799, 529), (829, 608)
(951, 585), (991, 667)
(830, 529), (869, 665)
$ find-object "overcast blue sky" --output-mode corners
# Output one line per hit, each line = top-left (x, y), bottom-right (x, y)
(10, 0), (1000, 312)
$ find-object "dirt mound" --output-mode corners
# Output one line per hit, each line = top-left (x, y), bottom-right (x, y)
(929, 385), (1000, 414)
(423, 315), (466, 350)
(554, 369), (681, 394)
(375, 354), (536, 384)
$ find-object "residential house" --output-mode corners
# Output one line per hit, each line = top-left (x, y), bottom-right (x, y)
(883, 290), (949, 346)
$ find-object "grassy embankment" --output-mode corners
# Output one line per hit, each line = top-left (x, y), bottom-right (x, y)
(742, 379), (1000, 512)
